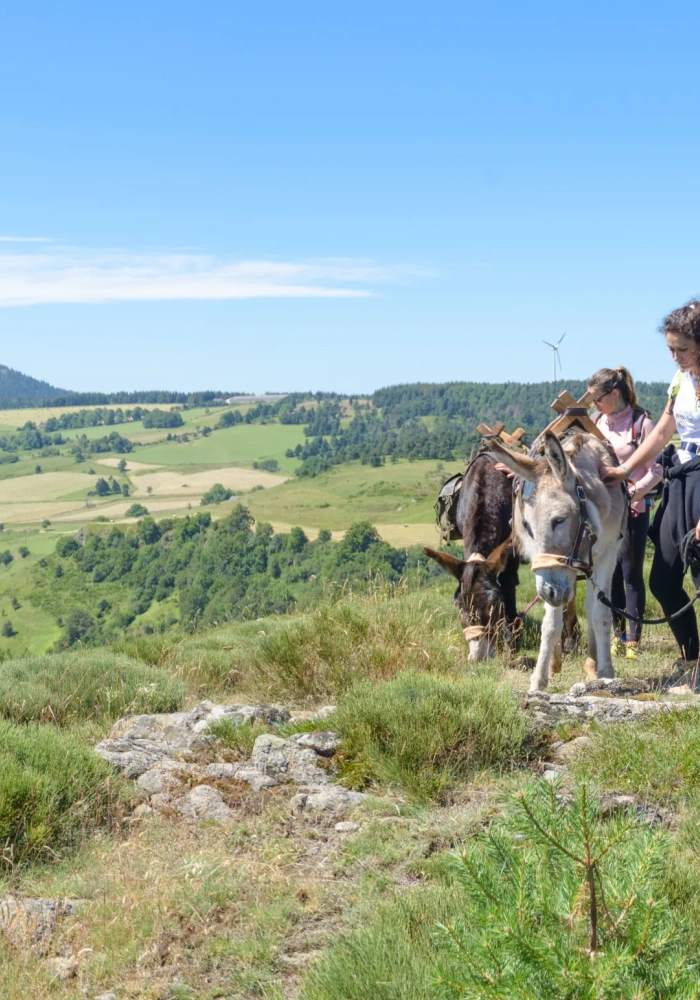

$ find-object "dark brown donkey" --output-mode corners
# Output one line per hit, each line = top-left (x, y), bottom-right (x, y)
(424, 452), (520, 661)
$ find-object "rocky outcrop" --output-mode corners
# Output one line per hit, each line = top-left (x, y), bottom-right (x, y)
(96, 702), (365, 824)
(525, 678), (697, 728)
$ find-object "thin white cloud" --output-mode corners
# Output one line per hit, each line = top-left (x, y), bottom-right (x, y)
(0, 245), (417, 307)
(0, 236), (53, 243)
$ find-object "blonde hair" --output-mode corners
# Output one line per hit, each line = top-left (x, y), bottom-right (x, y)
(587, 366), (638, 408)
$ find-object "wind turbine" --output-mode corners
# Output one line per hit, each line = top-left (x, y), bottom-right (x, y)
(542, 333), (565, 382)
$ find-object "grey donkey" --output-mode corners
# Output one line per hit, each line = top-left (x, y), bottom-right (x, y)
(488, 431), (626, 692)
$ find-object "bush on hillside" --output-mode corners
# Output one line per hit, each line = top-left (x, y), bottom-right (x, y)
(333, 671), (536, 800)
(35, 508), (420, 645)
(0, 721), (123, 868)
(252, 459), (279, 473)
(0, 649), (185, 725)
(125, 503), (148, 518)
(200, 483), (234, 505)
(141, 408), (184, 429)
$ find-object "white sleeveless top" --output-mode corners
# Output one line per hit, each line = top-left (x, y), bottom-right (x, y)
(669, 370), (700, 463)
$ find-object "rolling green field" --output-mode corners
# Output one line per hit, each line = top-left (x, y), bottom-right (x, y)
(247, 458), (463, 538)
(138, 420), (307, 471)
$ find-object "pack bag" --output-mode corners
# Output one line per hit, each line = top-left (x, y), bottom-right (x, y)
(434, 472), (464, 544)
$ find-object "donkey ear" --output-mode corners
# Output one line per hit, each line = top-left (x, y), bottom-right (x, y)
(486, 439), (541, 482)
(486, 537), (512, 575)
(423, 547), (466, 580)
(543, 431), (574, 485)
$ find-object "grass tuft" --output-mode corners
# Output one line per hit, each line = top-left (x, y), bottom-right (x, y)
(333, 670), (537, 801)
(0, 720), (124, 869)
(572, 707), (700, 805)
(0, 649), (185, 726)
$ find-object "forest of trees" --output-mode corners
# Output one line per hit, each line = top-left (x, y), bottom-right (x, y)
(34, 507), (428, 646)
(284, 381), (669, 476)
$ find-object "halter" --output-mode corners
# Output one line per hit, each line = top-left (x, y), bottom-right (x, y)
(526, 478), (598, 579)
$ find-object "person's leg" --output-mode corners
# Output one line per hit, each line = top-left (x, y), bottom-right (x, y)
(610, 560), (627, 642)
(649, 511), (700, 661)
(622, 510), (649, 644)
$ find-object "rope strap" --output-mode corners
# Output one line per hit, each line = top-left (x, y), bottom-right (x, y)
(463, 625), (486, 640)
(596, 588), (700, 625)
(531, 553), (576, 572)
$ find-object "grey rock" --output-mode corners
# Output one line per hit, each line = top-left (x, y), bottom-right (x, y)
(246, 734), (329, 788)
(293, 730), (340, 757)
(525, 689), (695, 728)
(549, 735), (592, 765)
(231, 765), (279, 791)
(335, 821), (360, 832)
(0, 896), (77, 955)
(290, 786), (366, 820)
(542, 768), (565, 782)
(205, 762), (241, 779)
(136, 765), (186, 795)
(149, 793), (173, 809)
(172, 785), (234, 824)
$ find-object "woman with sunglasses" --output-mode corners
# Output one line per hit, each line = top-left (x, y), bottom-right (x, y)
(587, 367), (662, 661)
(602, 300), (700, 675)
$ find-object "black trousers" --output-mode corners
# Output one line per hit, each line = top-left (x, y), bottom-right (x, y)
(649, 506), (700, 661)
(612, 509), (649, 644)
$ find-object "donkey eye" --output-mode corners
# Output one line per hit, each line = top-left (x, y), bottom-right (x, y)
(551, 516), (566, 528)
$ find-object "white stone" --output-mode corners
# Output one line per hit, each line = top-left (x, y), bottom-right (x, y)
(335, 821), (360, 832)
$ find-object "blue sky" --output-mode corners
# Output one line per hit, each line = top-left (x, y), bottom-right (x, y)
(1, 0), (699, 393)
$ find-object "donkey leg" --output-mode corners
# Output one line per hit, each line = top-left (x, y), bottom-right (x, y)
(530, 604), (564, 692)
(586, 575), (615, 679)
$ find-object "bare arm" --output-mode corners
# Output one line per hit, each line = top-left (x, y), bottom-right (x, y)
(602, 407), (676, 484)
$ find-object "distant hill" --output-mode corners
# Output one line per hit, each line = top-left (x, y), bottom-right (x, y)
(0, 365), (69, 407)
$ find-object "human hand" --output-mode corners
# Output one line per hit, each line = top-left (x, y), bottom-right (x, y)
(695, 517), (700, 542)
(602, 465), (628, 486)
(627, 481), (637, 499)
(493, 462), (515, 479)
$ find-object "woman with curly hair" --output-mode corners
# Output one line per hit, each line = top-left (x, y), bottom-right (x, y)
(588, 366), (661, 660)
(603, 300), (700, 676)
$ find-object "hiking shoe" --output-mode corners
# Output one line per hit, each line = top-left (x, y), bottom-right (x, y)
(611, 637), (626, 658)
(625, 641), (639, 661)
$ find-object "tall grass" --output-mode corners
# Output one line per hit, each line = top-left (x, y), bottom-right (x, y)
(333, 671), (538, 801)
(303, 887), (459, 1000)
(0, 649), (185, 726)
(0, 720), (124, 869)
(572, 707), (700, 805)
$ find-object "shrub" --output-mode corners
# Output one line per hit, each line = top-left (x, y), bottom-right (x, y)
(201, 483), (234, 505)
(252, 459), (280, 473)
(0, 720), (123, 868)
(208, 717), (273, 758)
(333, 671), (536, 800)
(125, 503), (148, 518)
(55, 535), (79, 558)
(0, 550), (12, 565)
(0, 649), (185, 725)
(1, 620), (14, 638)
(437, 782), (698, 998)
(18, 546), (29, 558)
(247, 593), (468, 702)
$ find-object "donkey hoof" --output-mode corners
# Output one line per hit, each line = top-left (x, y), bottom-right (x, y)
(584, 657), (598, 680)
